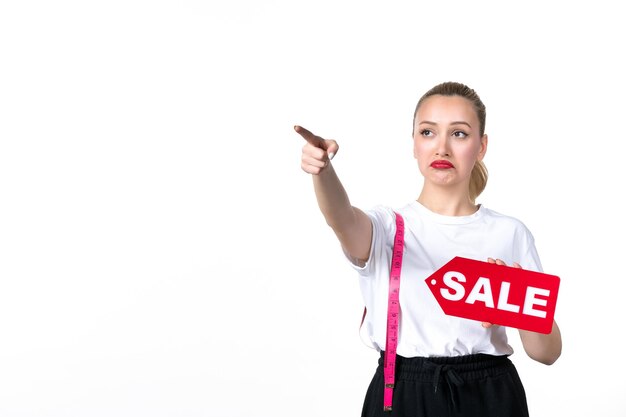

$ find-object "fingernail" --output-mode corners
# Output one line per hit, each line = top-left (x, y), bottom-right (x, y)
(328, 152), (335, 160)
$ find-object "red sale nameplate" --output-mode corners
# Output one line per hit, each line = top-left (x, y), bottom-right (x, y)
(425, 257), (560, 334)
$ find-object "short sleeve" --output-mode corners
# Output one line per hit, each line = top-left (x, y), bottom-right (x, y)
(341, 205), (396, 277)
(517, 225), (544, 273)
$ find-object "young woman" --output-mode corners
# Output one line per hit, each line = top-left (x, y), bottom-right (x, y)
(294, 81), (562, 417)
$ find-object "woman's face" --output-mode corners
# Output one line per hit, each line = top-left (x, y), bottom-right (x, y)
(413, 95), (488, 190)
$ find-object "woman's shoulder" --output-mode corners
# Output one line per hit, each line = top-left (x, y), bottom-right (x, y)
(365, 202), (418, 225)
(480, 206), (535, 236)
(362, 204), (399, 229)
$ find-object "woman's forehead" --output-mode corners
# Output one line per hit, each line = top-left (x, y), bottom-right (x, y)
(416, 95), (478, 125)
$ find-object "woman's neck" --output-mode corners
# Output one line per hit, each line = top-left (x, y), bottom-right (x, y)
(417, 185), (478, 216)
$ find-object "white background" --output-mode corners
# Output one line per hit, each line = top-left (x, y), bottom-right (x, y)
(1, 1), (624, 416)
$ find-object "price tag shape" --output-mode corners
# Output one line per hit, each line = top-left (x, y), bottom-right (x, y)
(425, 257), (560, 334)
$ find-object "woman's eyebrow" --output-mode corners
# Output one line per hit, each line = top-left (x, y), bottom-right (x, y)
(419, 120), (472, 128)
(451, 121), (472, 128)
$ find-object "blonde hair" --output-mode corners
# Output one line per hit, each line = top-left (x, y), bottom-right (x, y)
(413, 82), (488, 203)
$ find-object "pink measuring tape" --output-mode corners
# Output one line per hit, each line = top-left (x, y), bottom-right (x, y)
(383, 212), (405, 411)
(361, 212), (405, 412)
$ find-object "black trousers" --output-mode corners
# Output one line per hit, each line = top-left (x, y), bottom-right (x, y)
(362, 352), (529, 417)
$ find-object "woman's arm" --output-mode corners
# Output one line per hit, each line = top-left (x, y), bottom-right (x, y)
(295, 125), (372, 262)
(519, 320), (562, 365)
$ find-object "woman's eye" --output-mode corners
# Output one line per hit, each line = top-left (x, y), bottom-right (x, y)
(453, 131), (468, 138)
(420, 129), (433, 137)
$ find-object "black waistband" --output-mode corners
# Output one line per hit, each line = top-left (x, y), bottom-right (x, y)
(377, 351), (513, 382)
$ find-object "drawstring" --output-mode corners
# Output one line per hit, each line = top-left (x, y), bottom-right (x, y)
(427, 362), (465, 411)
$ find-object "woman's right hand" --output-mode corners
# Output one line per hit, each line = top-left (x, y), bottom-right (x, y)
(294, 125), (339, 175)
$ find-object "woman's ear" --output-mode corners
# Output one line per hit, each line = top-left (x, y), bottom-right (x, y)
(478, 134), (488, 161)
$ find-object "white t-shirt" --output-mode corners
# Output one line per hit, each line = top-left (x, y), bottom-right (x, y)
(345, 201), (543, 358)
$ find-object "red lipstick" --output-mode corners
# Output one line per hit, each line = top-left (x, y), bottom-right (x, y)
(430, 160), (455, 169)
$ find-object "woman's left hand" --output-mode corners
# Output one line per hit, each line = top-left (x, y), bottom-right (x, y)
(481, 257), (522, 328)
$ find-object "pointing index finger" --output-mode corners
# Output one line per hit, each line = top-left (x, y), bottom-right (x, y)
(294, 125), (323, 147)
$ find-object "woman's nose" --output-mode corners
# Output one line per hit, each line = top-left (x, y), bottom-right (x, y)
(435, 138), (450, 157)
